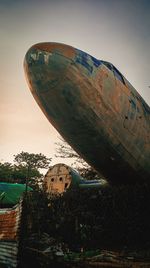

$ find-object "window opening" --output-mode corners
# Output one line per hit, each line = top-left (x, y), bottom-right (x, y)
(65, 183), (68, 189)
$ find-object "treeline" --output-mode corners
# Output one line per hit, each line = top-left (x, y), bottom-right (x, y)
(0, 151), (51, 185)
(0, 149), (102, 184)
(0, 162), (40, 183)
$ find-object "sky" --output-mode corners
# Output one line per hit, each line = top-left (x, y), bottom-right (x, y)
(0, 0), (150, 166)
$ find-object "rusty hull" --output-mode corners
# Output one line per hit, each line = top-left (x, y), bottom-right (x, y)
(24, 42), (150, 184)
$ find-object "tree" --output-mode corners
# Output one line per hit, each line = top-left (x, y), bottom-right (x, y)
(0, 162), (13, 181)
(0, 151), (51, 186)
(13, 152), (52, 188)
(55, 137), (90, 168)
(14, 151), (51, 170)
(55, 137), (104, 180)
(12, 164), (41, 183)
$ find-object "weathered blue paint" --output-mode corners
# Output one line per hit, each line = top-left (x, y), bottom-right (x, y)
(24, 42), (150, 184)
(142, 101), (150, 115)
(79, 179), (102, 185)
(75, 50), (102, 74)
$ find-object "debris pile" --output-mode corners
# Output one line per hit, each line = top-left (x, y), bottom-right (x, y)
(21, 232), (150, 268)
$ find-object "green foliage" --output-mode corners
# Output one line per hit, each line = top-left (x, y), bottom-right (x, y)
(13, 165), (41, 182)
(14, 151), (51, 169)
(0, 162), (13, 181)
(0, 162), (42, 183)
(0, 151), (51, 185)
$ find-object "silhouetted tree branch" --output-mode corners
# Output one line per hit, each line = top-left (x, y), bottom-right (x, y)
(55, 137), (104, 180)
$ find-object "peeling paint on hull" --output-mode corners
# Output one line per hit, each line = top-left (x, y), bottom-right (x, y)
(24, 42), (150, 184)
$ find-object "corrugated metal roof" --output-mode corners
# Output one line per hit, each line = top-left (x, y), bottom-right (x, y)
(0, 242), (18, 267)
(0, 200), (22, 267)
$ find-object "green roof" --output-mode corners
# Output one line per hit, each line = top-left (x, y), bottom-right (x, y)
(0, 182), (32, 205)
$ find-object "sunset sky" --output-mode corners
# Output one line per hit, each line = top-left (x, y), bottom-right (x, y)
(0, 0), (150, 166)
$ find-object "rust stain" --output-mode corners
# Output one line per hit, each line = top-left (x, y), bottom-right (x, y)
(24, 42), (150, 184)
(0, 201), (22, 241)
(0, 201), (22, 267)
(33, 42), (76, 59)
